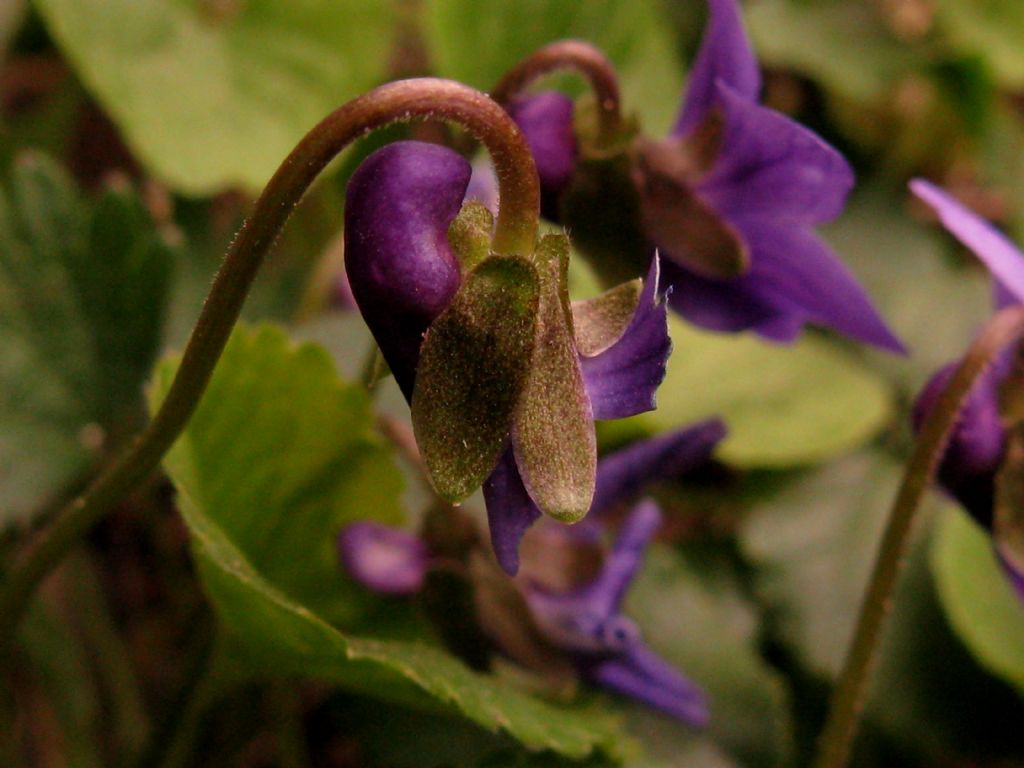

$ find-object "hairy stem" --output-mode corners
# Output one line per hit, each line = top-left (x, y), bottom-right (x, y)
(0, 78), (539, 661)
(492, 40), (622, 145)
(814, 305), (1024, 768)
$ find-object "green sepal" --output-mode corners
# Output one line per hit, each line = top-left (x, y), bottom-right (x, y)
(447, 200), (494, 272)
(511, 234), (596, 523)
(412, 255), (540, 502)
(571, 278), (642, 357)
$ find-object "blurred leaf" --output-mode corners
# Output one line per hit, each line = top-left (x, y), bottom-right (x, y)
(823, 187), (990, 391)
(934, 0), (1024, 89)
(0, 153), (172, 526)
(606, 318), (892, 468)
(932, 506), (1024, 692)
(150, 324), (622, 760)
(746, 0), (916, 102)
(624, 544), (792, 767)
(423, 0), (684, 134)
(740, 451), (909, 677)
(35, 0), (394, 194)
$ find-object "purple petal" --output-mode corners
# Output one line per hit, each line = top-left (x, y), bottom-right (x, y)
(995, 544), (1024, 606)
(507, 91), (577, 219)
(664, 218), (906, 353)
(912, 360), (1008, 528)
(344, 141), (470, 399)
(337, 522), (428, 596)
(465, 158), (500, 215)
(586, 643), (710, 727)
(581, 256), (672, 420)
(911, 179), (1024, 306)
(588, 499), (663, 614)
(673, 0), (760, 138)
(483, 447), (542, 576)
(697, 84), (854, 224)
(591, 420), (727, 517)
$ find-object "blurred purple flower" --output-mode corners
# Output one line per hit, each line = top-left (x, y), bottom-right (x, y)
(910, 178), (1024, 602)
(525, 499), (709, 726)
(344, 140), (673, 574)
(337, 521), (428, 596)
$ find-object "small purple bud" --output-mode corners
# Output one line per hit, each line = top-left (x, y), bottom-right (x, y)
(912, 357), (1010, 529)
(344, 141), (472, 399)
(337, 522), (428, 596)
(507, 91), (578, 220)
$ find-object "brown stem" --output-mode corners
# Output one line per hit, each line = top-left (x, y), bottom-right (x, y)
(814, 305), (1024, 768)
(492, 40), (622, 144)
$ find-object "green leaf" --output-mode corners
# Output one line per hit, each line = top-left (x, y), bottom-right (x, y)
(934, 0), (1024, 89)
(0, 153), (172, 526)
(822, 186), (991, 391)
(512, 235), (595, 522)
(423, 0), (684, 134)
(35, 0), (394, 194)
(413, 256), (540, 502)
(932, 506), (1024, 692)
(606, 318), (892, 468)
(625, 544), (793, 767)
(746, 0), (918, 102)
(740, 451), (908, 677)
(151, 324), (620, 759)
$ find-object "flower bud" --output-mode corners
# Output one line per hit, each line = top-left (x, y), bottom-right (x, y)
(344, 141), (471, 398)
(337, 522), (428, 596)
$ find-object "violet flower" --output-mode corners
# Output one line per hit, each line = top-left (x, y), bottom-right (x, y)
(909, 179), (1024, 604)
(344, 140), (673, 575)
(524, 498), (709, 727)
(501, 0), (903, 353)
(337, 522), (428, 596)
(338, 422), (724, 723)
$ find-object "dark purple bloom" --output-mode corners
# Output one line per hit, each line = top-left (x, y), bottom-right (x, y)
(337, 521), (428, 596)
(910, 179), (1024, 604)
(499, 0), (902, 353)
(507, 92), (578, 218)
(524, 499), (710, 727)
(344, 140), (673, 574)
(344, 141), (469, 399)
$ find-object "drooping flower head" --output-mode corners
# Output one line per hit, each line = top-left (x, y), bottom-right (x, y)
(338, 421), (725, 725)
(496, 0), (903, 354)
(344, 140), (674, 574)
(910, 179), (1024, 603)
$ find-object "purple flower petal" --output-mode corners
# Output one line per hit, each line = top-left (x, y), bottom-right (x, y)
(591, 420), (727, 517)
(525, 500), (661, 649)
(337, 522), (428, 596)
(465, 158), (499, 215)
(483, 447), (542, 576)
(581, 256), (672, 419)
(673, 0), (760, 138)
(663, 217), (907, 353)
(911, 179), (1024, 305)
(586, 643), (711, 727)
(697, 84), (854, 225)
(913, 360), (1008, 528)
(507, 91), (578, 219)
(344, 141), (471, 399)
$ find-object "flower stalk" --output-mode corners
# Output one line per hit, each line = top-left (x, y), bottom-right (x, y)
(0, 78), (539, 660)
(491, 39), (623, 145)
(814, 304), (1024, 768)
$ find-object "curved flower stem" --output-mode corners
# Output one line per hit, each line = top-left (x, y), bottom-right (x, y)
(491, 40), (623, 145)
(0, 78), (540, 660)
(814, 305), (1024, 768)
